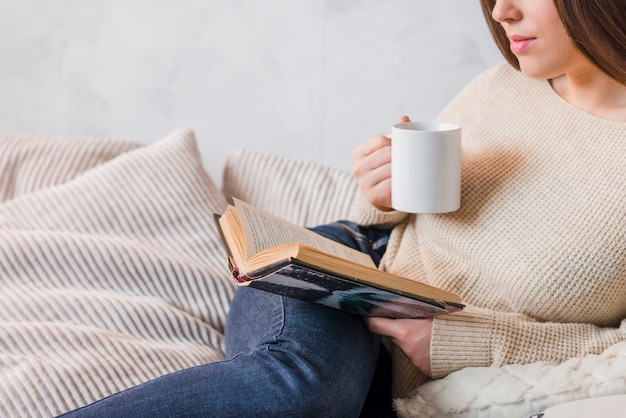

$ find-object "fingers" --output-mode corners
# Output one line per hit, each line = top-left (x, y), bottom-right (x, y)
(352, 115), (410, 163)
(364, 316), (398, 337)
(351, 135), (390, 162)
(351, 136), (393, 208)
(351, 136), (391, 186)
(365, 317), (405, 341)
(350, 116), (411, 210)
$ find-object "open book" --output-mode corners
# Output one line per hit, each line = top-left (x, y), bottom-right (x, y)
(215, 198), (463, 319)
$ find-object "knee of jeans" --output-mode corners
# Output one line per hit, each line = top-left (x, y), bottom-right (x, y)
(261, 343), (378, 416)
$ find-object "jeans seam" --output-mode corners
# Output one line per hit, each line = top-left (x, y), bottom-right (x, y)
(267, 295), (287, 350)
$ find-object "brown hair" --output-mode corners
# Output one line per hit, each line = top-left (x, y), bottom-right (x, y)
(479, 0), (626, 86)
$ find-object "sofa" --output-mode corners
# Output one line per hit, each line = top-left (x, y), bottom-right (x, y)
(0, 128), (624, 417)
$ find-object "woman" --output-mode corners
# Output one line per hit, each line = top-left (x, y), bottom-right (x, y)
(61, 0), (626, 416)
(355, 0), (626, 392)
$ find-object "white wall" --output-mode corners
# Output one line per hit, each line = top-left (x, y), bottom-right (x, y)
(0, 1), (502, 184)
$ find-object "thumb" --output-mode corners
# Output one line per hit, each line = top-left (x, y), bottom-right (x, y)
(364, 316), (401, 338)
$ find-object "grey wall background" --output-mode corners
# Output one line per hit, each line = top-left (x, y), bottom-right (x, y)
(0, 1), (503, 184)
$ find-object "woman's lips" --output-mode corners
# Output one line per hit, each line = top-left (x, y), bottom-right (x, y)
(509, 35), (536, 54)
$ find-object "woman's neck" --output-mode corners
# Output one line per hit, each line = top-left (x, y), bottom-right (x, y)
(550, 69), (626, 122)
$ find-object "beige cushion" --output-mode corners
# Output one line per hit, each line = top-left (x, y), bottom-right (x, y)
(0, 130), (140, 202)
(221, 148), (357, 227)
(0, 129), (233, 417)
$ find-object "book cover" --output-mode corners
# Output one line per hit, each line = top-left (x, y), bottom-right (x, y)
(230, 257), (463, 319)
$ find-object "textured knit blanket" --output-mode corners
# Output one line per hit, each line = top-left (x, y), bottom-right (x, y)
(0, 129), (624, 417)
(394, 341), (626, 417)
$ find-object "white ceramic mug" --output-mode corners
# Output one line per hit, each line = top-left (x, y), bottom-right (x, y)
(391, 121), (461, 213)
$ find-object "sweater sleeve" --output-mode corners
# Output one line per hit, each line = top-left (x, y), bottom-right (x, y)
(429, 305), (626, 378)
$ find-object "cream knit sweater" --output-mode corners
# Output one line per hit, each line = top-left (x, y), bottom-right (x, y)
(351, 63), (626, 397)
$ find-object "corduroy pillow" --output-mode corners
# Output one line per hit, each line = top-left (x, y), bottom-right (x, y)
(0, 130), (140, 202)
(0, 129), (233, 417)
(221, 148), (357, 227)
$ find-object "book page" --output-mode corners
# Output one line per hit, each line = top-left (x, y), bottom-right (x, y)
(234, 199), (375, 267)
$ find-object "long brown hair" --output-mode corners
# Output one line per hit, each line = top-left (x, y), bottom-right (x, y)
(479, 0), (626, 86)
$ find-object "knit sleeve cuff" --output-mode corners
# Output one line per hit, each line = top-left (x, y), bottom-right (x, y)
(349, 189), (409, 227)
(429, 307), (495, 378)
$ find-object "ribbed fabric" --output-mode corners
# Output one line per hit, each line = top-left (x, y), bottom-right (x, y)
(0, 129), (233, 417)
(351, 63), (626, 399)
(0, 131), (140, 202)
(222, 149), (358, 227)
(0, 130), (359, 417)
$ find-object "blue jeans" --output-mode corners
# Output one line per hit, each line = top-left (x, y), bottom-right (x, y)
(59, 221), (392, 417)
